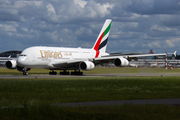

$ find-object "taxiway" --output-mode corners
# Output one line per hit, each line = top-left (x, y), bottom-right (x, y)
(54, 98), (180, 107)
(1, 73), (180, 79)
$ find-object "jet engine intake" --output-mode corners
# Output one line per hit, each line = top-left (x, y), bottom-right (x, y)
(79, 61), (95, 71)
(114, 58), (129, 67)
(6, 60), (17, 69)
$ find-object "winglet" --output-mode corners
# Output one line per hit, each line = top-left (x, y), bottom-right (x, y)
(173, 51), (177, 57)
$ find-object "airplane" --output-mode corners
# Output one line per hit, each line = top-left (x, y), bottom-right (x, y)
(0, 55), (13, 66)
(5, 19), (176, 75)
(0, 55), (11, 61)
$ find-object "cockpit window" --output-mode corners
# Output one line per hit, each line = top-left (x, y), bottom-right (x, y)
(19, 54), (27, 57)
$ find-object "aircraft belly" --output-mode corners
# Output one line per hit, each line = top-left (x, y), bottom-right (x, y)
(22, 58), (50, 69)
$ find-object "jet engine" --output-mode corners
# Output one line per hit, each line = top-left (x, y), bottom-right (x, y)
(79, 61), (95, 71)
(114, 57), (129, 67)
(6, 60), (31, 72)
(6, 60), (17, 69)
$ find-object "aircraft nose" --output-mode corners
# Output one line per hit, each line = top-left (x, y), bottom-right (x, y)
(17, 56), (27, 66)
(17, 57), (24, 66)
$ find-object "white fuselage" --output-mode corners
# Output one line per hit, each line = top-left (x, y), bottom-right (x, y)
(17, 46), (108, 69)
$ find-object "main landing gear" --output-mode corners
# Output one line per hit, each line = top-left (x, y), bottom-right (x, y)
(49, 70), (83, 75)
(60, 70), (70, 75)
(71, 70), (83, 75)
(49, 70), (57, 75)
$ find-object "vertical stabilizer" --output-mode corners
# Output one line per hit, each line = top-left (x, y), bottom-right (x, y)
(93, 19), (112, 58)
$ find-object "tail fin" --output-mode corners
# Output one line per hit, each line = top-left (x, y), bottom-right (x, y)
(93, 19), (112, 58)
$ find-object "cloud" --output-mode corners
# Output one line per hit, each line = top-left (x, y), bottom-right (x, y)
(151, 25), (178, 32)
(74, 0), (87, 8)
(0, 24), (17, 32)
(0, 0), (180, 54)
(126, 0), (180, 15)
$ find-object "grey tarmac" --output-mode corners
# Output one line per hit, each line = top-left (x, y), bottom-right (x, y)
(1, 98), (180, 109)
(53, 98), (180, 107)
(1, 73), (180, 79)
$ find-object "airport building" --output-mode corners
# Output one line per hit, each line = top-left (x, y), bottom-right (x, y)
(109, 50), (180, 68)
(0, 50), (22, 66)
(0, 50), (22, 58)
(129, 50), (180, 68)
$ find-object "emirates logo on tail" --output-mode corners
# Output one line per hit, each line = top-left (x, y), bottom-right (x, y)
(93, 19), (112, 58)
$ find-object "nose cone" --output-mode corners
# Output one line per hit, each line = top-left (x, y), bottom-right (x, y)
(17, 56), (27, 67)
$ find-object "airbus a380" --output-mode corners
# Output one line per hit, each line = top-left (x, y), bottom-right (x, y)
(6, 19), (176, 75)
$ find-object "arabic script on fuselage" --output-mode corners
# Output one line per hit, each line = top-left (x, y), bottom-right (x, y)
(40, 50), (62, 58)
(63, 52), (72, 56)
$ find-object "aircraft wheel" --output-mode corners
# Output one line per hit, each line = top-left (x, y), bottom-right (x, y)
(49, 71), (57, 75)
(23, 72), (28, 75)
(80, 72), (83, 75)
(71, 71), (83, 75)
(54, 72), (57, 75)
(60, 71), (69, 75)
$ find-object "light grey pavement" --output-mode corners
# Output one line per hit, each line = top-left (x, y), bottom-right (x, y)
(1, 98), (180, 109)
(1, 73), (180, 79)
(53, 98), (180, 107)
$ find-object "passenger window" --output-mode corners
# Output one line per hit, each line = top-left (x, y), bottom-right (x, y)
(20, 54), (27, 57)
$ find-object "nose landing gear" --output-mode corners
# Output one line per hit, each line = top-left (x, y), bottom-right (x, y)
(22, 68), (29, 75)
(23, 71), (28, 75)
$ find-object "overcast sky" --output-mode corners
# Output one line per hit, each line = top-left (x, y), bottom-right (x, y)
(0, 0), (180, 54)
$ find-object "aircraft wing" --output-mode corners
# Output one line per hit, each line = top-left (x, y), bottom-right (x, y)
(51, 51), (176, 69)
(52, 59), (89, 69)
(0, 57), (15, 62)
(94, 51), (176, 65)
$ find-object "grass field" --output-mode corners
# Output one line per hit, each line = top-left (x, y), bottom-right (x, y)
(1, 104), (180, 120)
(0, 67), (180, 119)
(1, 77), (180, 106)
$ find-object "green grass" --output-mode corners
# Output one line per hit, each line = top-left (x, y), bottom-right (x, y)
(1, 105), (180, 120)
(1, 68), (180, 119)
(0, 77), (180, 107)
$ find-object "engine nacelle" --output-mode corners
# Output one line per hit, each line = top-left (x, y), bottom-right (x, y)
(114, 58), (129, 67)
(6, 60), (17, 69)
(79, 61), (95, 71)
